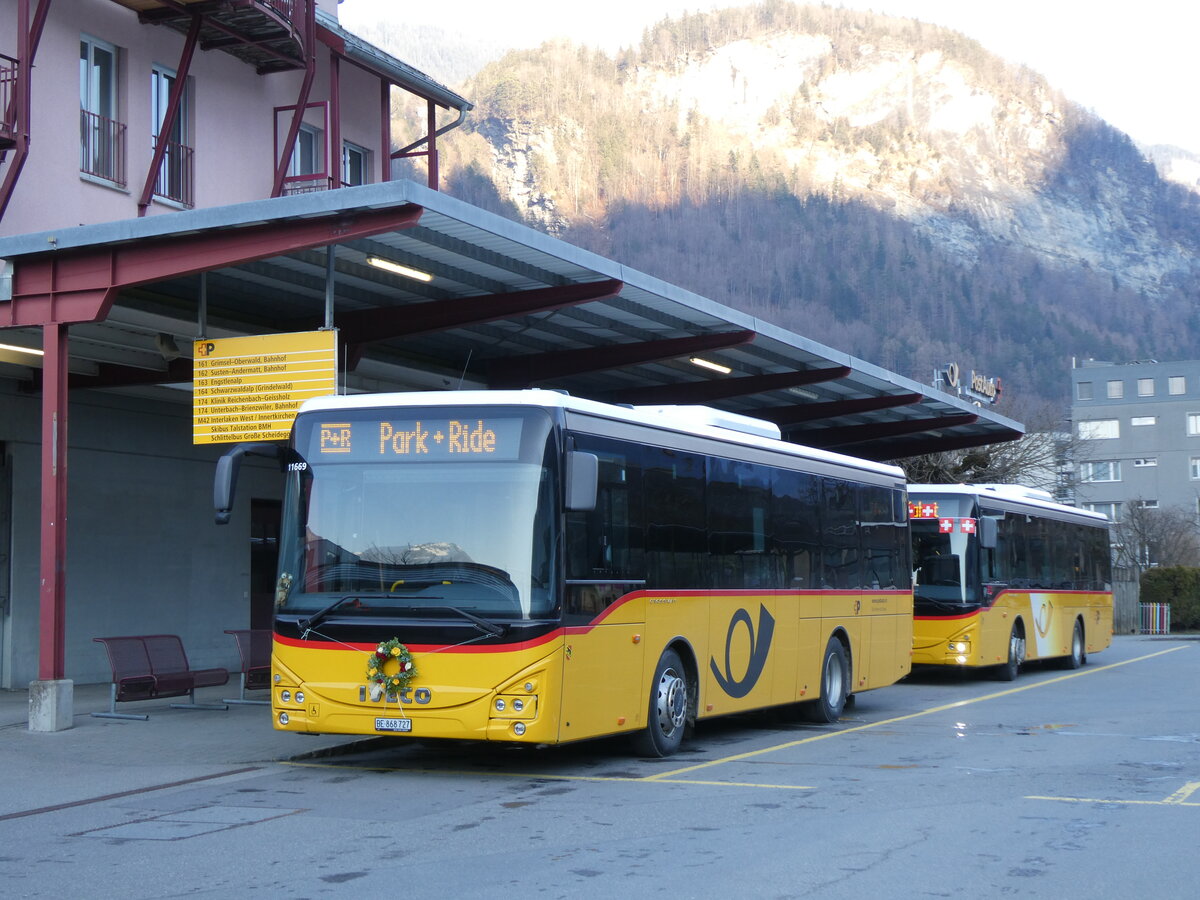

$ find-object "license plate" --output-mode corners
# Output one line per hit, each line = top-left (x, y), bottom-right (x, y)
(374, 717), (412, 733)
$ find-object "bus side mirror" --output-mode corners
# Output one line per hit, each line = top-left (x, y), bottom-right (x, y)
(979, 516), (999, 550)
(214, 442), (283, 525)
(565, 451), (598, 512)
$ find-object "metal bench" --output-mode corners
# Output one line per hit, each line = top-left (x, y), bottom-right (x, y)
(223, 628), (272, 705)
(92, 635), (230, 720)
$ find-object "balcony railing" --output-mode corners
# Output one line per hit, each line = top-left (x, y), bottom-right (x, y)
(281, 173), (332, 195)
(262, 0), (296, 17)
(1, 53), (17, 148)
(153, 138), (195, 207)
(80, 108), (126, 186)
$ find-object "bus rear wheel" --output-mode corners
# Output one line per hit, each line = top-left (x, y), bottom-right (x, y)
(1058, 619), (1086, 670)
(632, 648), (689, 757)
(804, 637), (849, 723)
(994, 623), (1025, 681)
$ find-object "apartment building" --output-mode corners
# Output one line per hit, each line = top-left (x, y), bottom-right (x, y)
(1071, 358), (1200, 520)
(0, 0), (470, 233)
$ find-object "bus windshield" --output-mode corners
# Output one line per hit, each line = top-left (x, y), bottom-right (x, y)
(276, 407), (559, 620)
(909, 493), (978, 607)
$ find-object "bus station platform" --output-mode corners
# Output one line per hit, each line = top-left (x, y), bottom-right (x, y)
(0, 683), (360, 821)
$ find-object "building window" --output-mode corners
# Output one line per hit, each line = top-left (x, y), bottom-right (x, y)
(1076, 381), (1093, 401)
(79, 35), (125, 186)
(342, 141), (370, 187)
(1106, 380), (1124, 399)
(1080, 461), (1121, 483)
(1189, 414), (1200, 436)
(151, 64), (193, 207)
(1137, 378), (1155, 397)
(1170, 376), (1186, 395)
(1191, 457), (1200, 480)
(1083, 502), (1121, 521)
(283, 123), (326, 193)
(1134, 499), (1159, 510)
(1078, 419), (1119, 440)
(1132, 458), (1157, 467)
(1131, 416), (1157, 427)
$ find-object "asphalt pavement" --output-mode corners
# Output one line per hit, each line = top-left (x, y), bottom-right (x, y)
(0, 680), (360, 820)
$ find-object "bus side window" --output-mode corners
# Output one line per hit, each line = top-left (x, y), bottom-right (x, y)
(772, 469), (821, 589)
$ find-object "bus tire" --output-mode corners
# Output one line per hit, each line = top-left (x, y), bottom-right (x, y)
(632, 648), (689, 758)
(1058, 619), (1085, 670)
(994, 622), (1025, 681)
(804, 637), (849, 723)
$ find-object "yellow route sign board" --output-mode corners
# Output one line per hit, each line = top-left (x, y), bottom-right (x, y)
(193, 331), (337, 444)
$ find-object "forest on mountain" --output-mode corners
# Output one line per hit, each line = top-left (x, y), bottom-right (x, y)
(384, 1), (1200, 408)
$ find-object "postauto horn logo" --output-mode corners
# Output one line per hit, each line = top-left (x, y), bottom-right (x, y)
(709, 604), (775, 699)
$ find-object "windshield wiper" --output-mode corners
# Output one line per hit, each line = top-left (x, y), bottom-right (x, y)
(298, 594), (363, 636)
(412, 605), (506, 636)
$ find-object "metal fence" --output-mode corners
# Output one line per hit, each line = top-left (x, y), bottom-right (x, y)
(80, 109), (126, 186)
(1139, 603), (1172, 635)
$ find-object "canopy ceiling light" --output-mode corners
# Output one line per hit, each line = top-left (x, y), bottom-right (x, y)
(0, 341), (44, 357)
(689, 356), (732, 375)
(366, 255), (433, 282)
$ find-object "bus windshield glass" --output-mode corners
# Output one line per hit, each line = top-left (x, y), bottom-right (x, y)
(277, 407), (559, 620)
(909, 493), (978, 607)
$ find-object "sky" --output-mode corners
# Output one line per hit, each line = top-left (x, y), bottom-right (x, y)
(337, 0), (1200, 155)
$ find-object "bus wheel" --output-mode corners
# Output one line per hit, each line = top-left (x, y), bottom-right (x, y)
(804, 637), (849, 723)
(632, 648), (689, 758)
(995, 623), (1025, 681)
(1059, 620), (1085, 670)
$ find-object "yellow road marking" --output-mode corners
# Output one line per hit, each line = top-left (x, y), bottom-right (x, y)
(1028, 781), (1200, 807)
(282, 760), (813, 790)
(645, 645), (1187, 781)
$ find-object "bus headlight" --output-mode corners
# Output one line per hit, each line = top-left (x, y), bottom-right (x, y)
(278, 712), (289, 726)
(281, 690), (291, 703)
(513, 722), (526, 736)
(495, 698), (506, 712)
(948, 641), (970, 653)
(295, 691), (305, 704)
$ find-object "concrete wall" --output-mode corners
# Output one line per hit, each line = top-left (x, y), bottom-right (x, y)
(0, 376), (282, 688)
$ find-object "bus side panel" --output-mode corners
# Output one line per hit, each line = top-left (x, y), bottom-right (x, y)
(558, 619), (648, 743)
(863, 590), (913, 689)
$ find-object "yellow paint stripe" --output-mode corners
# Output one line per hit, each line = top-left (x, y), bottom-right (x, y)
(1164, 781), (1200, 805)
(646, 645), (1188, 782)
(1027, 795), (1200, 807)
(281, 760), (813, 790)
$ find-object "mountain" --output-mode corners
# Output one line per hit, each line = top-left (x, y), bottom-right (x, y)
(384, 2), (1200, 408)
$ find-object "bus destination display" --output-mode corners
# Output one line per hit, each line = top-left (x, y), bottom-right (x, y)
(311, 417), (524, 461)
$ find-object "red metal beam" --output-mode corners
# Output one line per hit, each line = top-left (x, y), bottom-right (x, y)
(0, 0), (51, 222)
(799, 413), (980, 450)
(137, 14), (201, 216)
(487, 330), (756, 390)
(604, 366), (851, 406)
(1, 204), (423, 328)
(270, 0), (316, 196)
(758, 392), (924, 427)
(38, 322), (68, 680)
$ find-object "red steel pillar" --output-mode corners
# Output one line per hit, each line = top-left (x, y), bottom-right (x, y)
(38, 322), (68, 682)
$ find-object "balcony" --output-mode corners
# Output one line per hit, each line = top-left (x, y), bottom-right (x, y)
(109, 0), (309, 74)
(1, 52), (16, 151)
(280, 173), (333, 195)
(153, 138), (195, 207)
(80, 109), (127, 186)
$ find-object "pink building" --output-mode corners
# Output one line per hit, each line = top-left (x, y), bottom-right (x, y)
(0, 0), (470, 234)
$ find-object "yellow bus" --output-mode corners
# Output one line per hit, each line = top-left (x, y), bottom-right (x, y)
(216, 391), (912, 756)
(908, 484), (1113, 680)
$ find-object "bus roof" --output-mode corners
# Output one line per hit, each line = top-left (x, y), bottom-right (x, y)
(298, 390), (905, 480)
(909, 483), (1108, 524)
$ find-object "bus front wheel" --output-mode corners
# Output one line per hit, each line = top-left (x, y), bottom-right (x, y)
(804, 637), (849, 723)
(632, 648), (689, 757)
(995, 623), (1025, 681)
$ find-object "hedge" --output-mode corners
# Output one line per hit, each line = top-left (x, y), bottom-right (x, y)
(1140, 567), (1200, 630)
